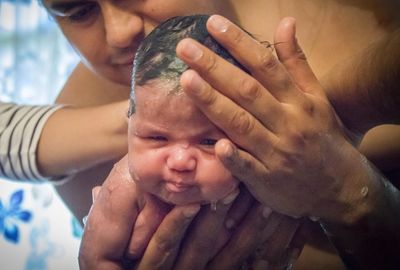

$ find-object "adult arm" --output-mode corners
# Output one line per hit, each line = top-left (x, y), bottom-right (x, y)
(53, 62), (131, 221)
(37, 100), (128, 177)
(0, 102), (62, 181)
(0, 100), (128, 186)
(176, 15), (400, 269)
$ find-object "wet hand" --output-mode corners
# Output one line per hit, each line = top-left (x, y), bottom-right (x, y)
(177, 15), (364, 221)
(79, 155), (240, 270)
(208, 188), (304, 270)
(79, 157), (206, 270)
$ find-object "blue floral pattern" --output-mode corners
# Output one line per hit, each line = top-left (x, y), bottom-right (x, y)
(1, 1), (81, 269)
(0, 190), (32, 243)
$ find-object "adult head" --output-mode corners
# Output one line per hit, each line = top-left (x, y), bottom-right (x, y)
(41, 0), (238, 85)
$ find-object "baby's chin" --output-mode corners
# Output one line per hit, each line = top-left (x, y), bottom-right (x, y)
(158, 185), (238, 207)
(158, 195), (209, 206)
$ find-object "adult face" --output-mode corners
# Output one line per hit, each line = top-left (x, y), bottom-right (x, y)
(42, 0), (233, 86)
(128, 82), (238, 205)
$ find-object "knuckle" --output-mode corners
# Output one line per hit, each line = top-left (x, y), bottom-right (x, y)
(288, 131), (308, 150)
(125, 248), (141, 260)
(230, 110), (254, 135)
(154, 233), (175, 253)
(229, 27), (246, 46)
(296, 48), (308, 62)
(257, 49), (279, 72)
(199, 84), (218, 106)
(203, 52), (219, 74)
(303, 100), (315, 116)
(238, 78), (261, 102)
(280, 152), (302, 169)
(240, 154), (254, 172)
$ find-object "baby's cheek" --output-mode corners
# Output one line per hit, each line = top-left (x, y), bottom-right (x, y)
(201, 165), (238, 202)
(128, 151), (165, 193)
(130, 156), (153, 181)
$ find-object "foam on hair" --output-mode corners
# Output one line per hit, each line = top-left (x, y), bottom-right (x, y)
(128, 15), (244, 116)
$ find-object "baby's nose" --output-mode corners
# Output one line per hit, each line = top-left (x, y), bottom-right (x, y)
(166, 146), (196, 172)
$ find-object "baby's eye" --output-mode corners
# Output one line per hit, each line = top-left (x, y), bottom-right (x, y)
(200, 138), (217, 146)
(148, 136), (167, 141)
(68, 3), (98, 22)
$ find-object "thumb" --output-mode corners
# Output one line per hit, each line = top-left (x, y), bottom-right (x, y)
(274, 17), (325, 98)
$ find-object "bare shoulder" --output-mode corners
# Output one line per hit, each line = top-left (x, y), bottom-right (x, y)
(56, 62), (130, 106)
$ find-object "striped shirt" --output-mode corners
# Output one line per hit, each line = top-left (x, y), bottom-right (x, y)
(0, 102), (63, 182)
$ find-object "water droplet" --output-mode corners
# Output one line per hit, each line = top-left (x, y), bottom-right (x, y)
(361, 186), (369, 197)
(309, 216), (320, 222)
(210, 201), (217, 211)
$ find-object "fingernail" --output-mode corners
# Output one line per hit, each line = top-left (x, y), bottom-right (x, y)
(183, 204), (201, 218)
(262, 207), (272, 218)
(92, 187), (100, 203)
(180, 40), (203, 61)
(225, 218), (236, 229)
(209, 15), (228, 33)
(223, 141), (235, 159)
(222, 189), (240, 205)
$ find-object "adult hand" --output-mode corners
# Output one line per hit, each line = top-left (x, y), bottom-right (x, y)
(209, 191), (304, 270)
(79, 155), (303, 269)
(79, 155), (241, 270)
(177, 15), (371, 222)
(78, 155), (202, 269)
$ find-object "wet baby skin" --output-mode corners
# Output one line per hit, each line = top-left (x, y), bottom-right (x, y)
(128, 80), (238, 206)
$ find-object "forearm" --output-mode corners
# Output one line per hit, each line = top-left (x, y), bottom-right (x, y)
(323, 28), (400, 135)
(320, 155), (400, 269)
(37, 101), (128, 177)
(0, 103), (62, 181)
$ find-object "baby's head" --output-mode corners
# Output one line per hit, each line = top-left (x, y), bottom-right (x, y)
(128, 15), (242, 205)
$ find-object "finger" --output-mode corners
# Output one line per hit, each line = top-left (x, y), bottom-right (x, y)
(92, 186), (101, 202)
(259, 215), (301, 263)
(79, 156), (139, 270)
(215, 139), (272, 207)
(274, 17), (325, 98)
(208, 203), (273, 270)
(205, 14), (305, 103)
(174, 190), (239, 270)
(224, 186), (255, 231)
(125, 194), (170, 260)
(176, 37), (285, 131)
(181, 69), (278, 159)
(255, 216), (304, 270)
(136, 204), (201, 270)
(285, 221), (306, 268)
(243, 214), (302, 270)
(214, 188), (256, 264)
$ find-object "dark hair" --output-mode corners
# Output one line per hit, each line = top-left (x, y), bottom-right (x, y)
(128, 15), (244, 116)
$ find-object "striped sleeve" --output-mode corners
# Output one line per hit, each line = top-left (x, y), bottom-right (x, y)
(0, 102), (64, 182)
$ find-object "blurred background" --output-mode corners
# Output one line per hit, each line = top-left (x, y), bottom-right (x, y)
(1, 0), (81, 269)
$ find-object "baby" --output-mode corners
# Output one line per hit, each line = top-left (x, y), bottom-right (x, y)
(128, 15), (244, 206)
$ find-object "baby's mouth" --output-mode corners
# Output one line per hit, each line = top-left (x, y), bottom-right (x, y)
(165, 181), (193, 193)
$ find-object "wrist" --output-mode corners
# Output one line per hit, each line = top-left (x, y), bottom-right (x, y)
(319, 155), (400, 268)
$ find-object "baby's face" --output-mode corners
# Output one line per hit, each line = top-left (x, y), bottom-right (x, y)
(128, 83), (237, 205)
